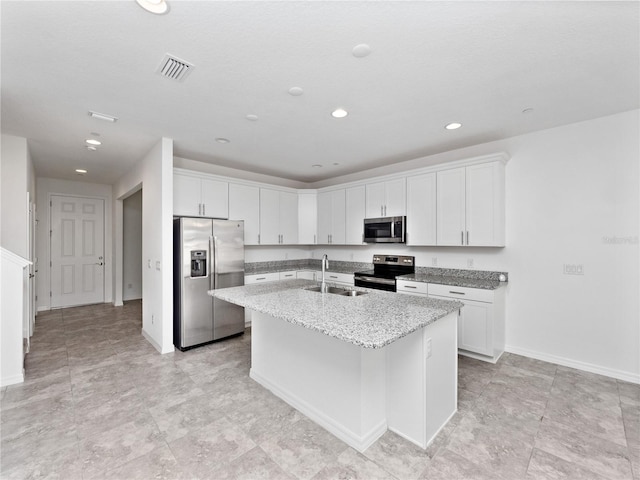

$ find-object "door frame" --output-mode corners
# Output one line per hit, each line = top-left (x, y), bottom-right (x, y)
(48, 193), (107, 309)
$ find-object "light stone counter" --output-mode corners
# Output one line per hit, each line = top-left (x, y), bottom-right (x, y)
(211, 279), (462, 349)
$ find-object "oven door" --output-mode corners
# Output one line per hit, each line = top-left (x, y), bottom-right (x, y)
(354, 274), (396, 292)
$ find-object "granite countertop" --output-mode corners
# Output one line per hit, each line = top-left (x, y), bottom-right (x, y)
(398, 273), (503, 290)
(211, 279), (463, 349)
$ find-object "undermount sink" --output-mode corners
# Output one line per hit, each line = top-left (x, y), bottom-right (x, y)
(306, 286), (367, 297)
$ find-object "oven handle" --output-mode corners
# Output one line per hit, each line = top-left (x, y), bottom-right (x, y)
(354, 275), (396, 286)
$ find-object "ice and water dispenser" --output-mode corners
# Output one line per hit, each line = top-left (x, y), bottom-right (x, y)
(190, 250), (207, 277)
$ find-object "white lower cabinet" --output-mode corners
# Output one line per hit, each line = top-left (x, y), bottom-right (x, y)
(396, 279), (428, 296)
(428, 283), (505, 363)
(279, 271), (297, 280)
(244, 272), (280, 284)
(324, 272), (354, 286)
(296, 271), (317, 281)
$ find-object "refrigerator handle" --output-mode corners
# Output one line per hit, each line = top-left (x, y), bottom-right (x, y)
(209, 236), (215, 290)
(210, 235), (219, 290)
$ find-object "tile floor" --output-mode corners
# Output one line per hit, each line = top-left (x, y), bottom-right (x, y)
(1, 301), (638, 479)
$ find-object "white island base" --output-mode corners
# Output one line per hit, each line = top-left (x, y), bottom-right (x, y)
(249, 310), (458, 453)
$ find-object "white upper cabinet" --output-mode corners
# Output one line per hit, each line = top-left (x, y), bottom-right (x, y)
(317, 189), (346, 244)
(365, 178), (406, 218)
(298, 191), (318, 245)
(345, 185), (366, 244)
(174, 171), (229, 218)
(406, 173), (436, 246)
(229, 183), (260, 245)
(436, 161), (505, 246)
(259, 188), (299, 245)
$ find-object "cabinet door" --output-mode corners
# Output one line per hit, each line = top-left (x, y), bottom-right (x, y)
(345, 186), (365, 244)
(259, 188), (280, 245)
(384, 178), (406, 217)
(330, 189), (346, 244)
(298, 192), (317, 244)
(436, 167), (466, 246)
(173, 173), (201, 216)
(279, 191), (299, 244)
(466, 162), (504, 246)
(365, 182), (386, 218)
(229, 183), (260, 245)
(406, 173), (436, 245)
(317, 191), (332, 244)
(200, 178), (229, 219)
(458, 300), (493, 356)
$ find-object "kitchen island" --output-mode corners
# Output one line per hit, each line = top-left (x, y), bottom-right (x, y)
(211, 279), (462, 452)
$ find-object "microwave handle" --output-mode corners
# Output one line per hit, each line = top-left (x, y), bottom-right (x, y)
(391, 220), (395, 239)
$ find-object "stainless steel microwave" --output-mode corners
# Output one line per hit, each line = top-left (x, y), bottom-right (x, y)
(363, 216), (406, 243)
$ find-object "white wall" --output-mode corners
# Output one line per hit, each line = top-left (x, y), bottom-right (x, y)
(1, 135), (33, 257)
(35, 178), (113, 311)
(122, 189), (142, 301)
(311, 110), (640, 382)
(113, 138), (173, 354)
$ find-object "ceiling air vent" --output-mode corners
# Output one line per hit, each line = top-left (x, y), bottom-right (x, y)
(156, 54), (194, 82)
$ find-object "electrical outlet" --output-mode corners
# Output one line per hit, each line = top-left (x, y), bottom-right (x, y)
(155, 261), (161, 271)
(284, 252), (288, 260)
(151, 314), (154, 324)
(563, 264), (584, 275)
(432, 257), (437, 266)
(467, 258), (474, 268)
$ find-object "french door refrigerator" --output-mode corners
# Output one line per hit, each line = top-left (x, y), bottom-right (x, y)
(173, 217), (245, 350)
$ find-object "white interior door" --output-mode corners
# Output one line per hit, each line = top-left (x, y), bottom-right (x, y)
(50, 195), (105, 308)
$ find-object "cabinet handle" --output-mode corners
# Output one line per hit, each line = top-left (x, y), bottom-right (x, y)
(449, 290), (466, 295)
(202, 204), (206, 216)
(405, 285), (417, 289)
(198, 203), (202, 216)
(314, 234), (316, 244)
(461, 231), (464, 245)
(329, 275), (338, 279)
(466, 231), (469, 245)
(257, 277), (266, 281)
(258, 234), (261, 244)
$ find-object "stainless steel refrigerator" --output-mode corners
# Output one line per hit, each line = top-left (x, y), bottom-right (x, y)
(173, 217), (245, 350)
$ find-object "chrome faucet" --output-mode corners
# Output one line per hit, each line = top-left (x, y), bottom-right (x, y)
(321, 254), (329, 292)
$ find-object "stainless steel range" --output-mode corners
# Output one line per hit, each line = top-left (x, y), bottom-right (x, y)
(354, 254), (415, 292)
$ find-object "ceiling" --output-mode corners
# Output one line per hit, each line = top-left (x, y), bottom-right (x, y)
(2, 1), (638, 186)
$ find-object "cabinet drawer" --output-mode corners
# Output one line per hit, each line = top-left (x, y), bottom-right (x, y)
(396, 280), (428, 296)
(279, 271), (297, 280)
(428, 283), (494, 303)
(244, 273), (279, 284)
(325, 272), (354, 285)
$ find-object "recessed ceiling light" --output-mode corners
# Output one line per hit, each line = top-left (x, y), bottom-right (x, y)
(75, 169), (87, 174)
(445, 122), (462, 130)
(215, 138), (230, 144)
(288, 87), (304, 96)
(333, 162), (340, 166)
(352, 44), (372, 58)
(246, 114), (258, 121)
(331, 108), (348, 118)
(312, 164), (323, 168)
(88, 111), (118, 123)
(522, 108), (535, 114)
(85, 138), (101, 146)
(86, 146), (97, 152)
(135, 0), (169, 15)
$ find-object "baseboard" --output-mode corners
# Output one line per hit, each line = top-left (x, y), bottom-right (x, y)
(36, 306), (50, 312)
(1, 371), (25, 387)
(505, 345), (640, 384)
(250, 368), (387, 453)
(141, 328), (174, 354)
